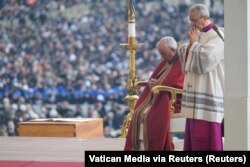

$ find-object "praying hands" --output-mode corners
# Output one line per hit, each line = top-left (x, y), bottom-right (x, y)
(188, 26), (201, 45)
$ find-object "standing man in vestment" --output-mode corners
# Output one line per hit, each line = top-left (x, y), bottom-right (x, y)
(178, 4), (224, 151)
(124, 36), (184, 150)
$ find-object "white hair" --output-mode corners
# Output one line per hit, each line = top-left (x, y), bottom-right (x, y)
(189, 4), (210, 18)
(156, 36), (178, 49)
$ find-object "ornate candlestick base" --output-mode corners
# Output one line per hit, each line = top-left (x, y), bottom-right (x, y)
(120, 95), (139, 137)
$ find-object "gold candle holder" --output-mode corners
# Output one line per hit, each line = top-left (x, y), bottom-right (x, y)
(120, 0), (143, 138)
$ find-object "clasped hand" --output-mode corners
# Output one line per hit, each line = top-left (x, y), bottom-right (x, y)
(148, 78), (157, 88)
(188, 26), (200, 45)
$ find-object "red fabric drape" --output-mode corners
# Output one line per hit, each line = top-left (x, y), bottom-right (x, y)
(124, 57), (184, 150)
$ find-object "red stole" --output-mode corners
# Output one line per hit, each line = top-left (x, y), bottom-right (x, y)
(124, 57), (184, 150)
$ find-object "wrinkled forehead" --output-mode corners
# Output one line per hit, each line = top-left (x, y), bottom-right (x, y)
(189, 9), (200, 19)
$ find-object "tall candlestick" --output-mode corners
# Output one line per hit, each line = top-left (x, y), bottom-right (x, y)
(120, 0), (142, 138)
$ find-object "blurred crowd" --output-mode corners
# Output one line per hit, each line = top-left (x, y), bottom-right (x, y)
(0, 0), (224, 137)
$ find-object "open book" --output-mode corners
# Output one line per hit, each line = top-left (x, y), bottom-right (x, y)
(29, 118), (101, 122)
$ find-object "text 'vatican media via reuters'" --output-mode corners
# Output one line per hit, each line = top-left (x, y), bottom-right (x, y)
(84, 151), (248, 167)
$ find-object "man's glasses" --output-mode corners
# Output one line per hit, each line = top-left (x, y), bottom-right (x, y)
(188, 17), (203, 24)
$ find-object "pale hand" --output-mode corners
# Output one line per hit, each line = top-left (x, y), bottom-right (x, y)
(188, 26), (201, 45)
(148, 78), (158, 88)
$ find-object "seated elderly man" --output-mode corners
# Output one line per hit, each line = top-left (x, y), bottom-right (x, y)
(124, 36), (184, 150)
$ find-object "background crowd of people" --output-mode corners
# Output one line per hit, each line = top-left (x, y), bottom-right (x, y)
(0, 0), (224, 137)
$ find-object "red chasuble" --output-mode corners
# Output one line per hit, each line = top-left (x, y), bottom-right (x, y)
(124, 56), (184, 150)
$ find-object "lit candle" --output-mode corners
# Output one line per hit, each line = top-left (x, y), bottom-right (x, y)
(128, 0), (136, 37)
